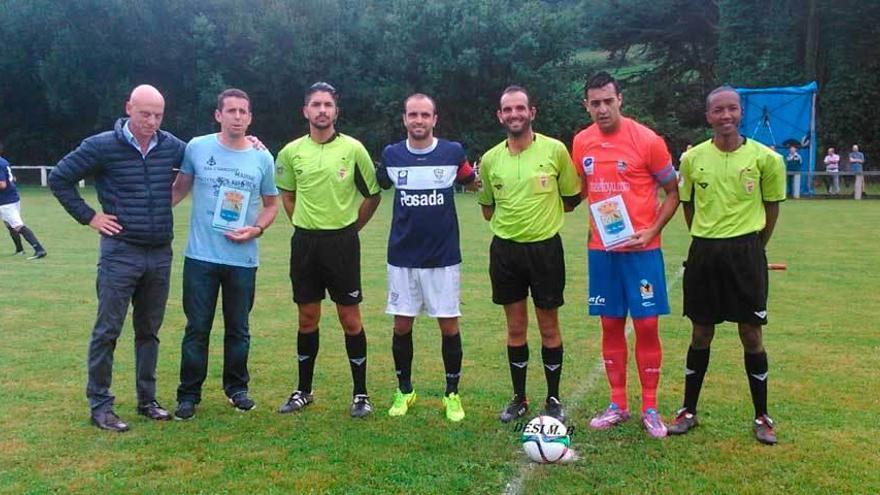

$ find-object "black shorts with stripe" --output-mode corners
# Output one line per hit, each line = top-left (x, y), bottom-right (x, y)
(290, 224), (362, 306)
(683, 233), (769, 326)
(489, 234), (565, 309)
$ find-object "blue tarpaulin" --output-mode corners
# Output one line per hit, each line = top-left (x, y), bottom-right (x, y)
(736, 82), (818, 195)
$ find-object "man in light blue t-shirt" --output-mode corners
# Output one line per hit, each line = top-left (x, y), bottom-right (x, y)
(170, 88), (279, 419)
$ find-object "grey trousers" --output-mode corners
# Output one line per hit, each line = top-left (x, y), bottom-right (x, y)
(87, 237), (172, 413)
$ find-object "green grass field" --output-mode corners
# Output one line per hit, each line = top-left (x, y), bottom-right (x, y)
(2, 187), (878, 494)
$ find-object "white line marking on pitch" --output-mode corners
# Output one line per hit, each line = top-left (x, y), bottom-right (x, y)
(502, 265), (685, 495)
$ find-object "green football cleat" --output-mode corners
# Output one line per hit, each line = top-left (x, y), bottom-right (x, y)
(388, 389), (417, 416)
(442, 393), (465, 422)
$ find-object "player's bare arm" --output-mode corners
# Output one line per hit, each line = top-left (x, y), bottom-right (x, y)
(562, 194), (581, 212)
(225, 194), (279, 243)
(481, 204), (494, 221)
(355, 194), (380, 231)
(682, 201), (694, 230)
(171, 171), (194, 206)
(464, 177), (481, 192)
(279, 189), (296, 221)
(760, 201), (780, 247)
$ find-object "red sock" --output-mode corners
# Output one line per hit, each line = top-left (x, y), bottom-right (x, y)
(600, 317), (628, 410)
(633, 316), (662, 413)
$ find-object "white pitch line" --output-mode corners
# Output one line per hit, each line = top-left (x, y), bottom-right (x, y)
(502, 265), (685, 495)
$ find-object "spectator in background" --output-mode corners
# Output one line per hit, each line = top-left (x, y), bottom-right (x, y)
(823, 147), (840, 194)
(785, 145), (803, 196)
(849, 144), (866, 197)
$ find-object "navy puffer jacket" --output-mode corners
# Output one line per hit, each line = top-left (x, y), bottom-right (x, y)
(50, 118), (186, 246)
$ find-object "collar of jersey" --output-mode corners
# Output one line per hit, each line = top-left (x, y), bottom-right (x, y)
(406, 138), (438, 155)
(711, 136), (749, 154)
(309, 132), (339, 145)
(505, 132), (537, 150)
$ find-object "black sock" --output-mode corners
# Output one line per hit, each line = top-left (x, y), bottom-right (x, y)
(683, 346), (710, 415)
(744, 351), (769, 418)
(442, 333), (462, 395)
(18, 225), (43, 252)
(6, 223), (23, 252)
(507, 344), (529, 401)
(392, 331), (413, 393)
(542, 344), (563, 401)
(297, 329), (319, 394)
(345, 329), (368, 396)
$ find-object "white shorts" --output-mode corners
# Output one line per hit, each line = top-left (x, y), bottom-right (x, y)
(386, 264), (461, 318)
(0, 202), (23, 229)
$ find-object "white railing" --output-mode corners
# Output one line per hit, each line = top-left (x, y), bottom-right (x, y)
(10, 165), (86, 188)
(788, 171), (879, 200)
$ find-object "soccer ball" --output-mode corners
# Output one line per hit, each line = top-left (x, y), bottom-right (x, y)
(521, 415), (575, 464)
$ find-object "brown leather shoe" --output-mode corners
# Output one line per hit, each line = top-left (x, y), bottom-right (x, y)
(137, 401), (172, 421)
(91, 410), (130, 432)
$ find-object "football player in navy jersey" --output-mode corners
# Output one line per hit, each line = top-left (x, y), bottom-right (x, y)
(377, 93), (478, 421)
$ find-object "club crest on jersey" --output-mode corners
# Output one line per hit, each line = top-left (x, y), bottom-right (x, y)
(582, 156), (595, 175)
(739, 167), (755, 193)
(338, 167), (348, 180)
(617, 160), (627, 172)
(397, 169), (408, 186)
(639, 279), (654, 300)
(433, 168), (445, 183)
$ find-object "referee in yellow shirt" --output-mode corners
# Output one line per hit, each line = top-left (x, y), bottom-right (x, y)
(275, 82), (381, 418)
(478, 86), (581, 424)
(668, 86), (785, 445)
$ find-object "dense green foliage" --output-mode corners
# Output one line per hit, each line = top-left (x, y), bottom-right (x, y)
(0, 0), (876, 165)
(585, 0), (880, 163)
(0, 0), (585, 161)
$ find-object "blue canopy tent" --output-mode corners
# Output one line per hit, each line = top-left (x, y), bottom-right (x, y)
(736, 82), (818, 195)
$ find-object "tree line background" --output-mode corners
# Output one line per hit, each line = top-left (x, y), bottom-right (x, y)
(1, 0), (877, 167)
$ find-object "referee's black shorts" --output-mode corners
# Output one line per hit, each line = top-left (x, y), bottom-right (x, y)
(290, 224), (363, 306)
(489, 234), (565, 310)
(683, 233), (769, 326)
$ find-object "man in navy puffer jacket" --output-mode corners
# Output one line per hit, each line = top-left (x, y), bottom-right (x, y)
(50, 85), (185, 432)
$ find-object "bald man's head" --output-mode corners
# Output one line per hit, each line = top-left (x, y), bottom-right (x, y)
(125, 84), (165, 144)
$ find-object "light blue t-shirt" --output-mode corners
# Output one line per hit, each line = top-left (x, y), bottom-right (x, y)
(181, 134), (278, 267)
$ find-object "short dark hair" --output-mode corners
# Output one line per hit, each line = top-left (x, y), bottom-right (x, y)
(305, 81), (339, 104)
(585, 71), (621, 96)
(500, 85), (532, 108)
(705, 85), (738, 110)
(217, 88), (250, 111)
(404, 93), (437, 115)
